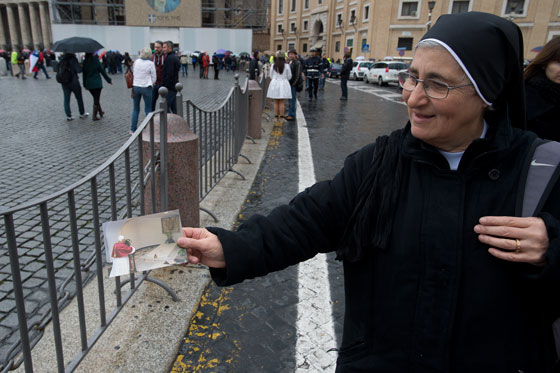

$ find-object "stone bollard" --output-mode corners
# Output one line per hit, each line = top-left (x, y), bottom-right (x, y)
(0, 57), (7, 76)
(142, 113), (200, 227)
(247, 80), (262, 139)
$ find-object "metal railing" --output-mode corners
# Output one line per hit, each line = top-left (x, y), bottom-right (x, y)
(178, 74), (250, 221)
(0, 74), (257, 372)
(0, 92), (171, 373)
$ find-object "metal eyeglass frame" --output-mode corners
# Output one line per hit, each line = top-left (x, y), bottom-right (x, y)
(398, 72), (473, 100)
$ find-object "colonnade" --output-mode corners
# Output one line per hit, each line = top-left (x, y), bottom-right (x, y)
(0, 1), (52, 51)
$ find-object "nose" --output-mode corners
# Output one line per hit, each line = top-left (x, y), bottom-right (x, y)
(404, 81), (430, 107)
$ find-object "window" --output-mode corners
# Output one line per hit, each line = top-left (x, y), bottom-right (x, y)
(303, 20), (308, 31)
(347, 38), (353, 47)
(363, 5), (370, 21)
(288, 42), (295, 50)
(290, 22), (296, 32)
(361, 38), (367, 48)
(277, 24), (284, 34)
(451, 1), (469, 13)
(278, 0), (283, 14)
(350, 9), (356, 24)
(277, 44), (282, 50)
(291, 0), (296, 12)
(318, 0), (322, 4)
(304, 0), (309, 9)
(505, 0), (525, 15)
(401, 1), (418, 17)
(335, 41), (340, 52)
(303, 43), (308, 52)
(398, 37), (413, 51)
(337, 13), (343, 27)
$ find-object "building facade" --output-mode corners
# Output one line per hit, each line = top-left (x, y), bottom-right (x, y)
(0, 0), (269, 52)
(269, 0), (560, 61)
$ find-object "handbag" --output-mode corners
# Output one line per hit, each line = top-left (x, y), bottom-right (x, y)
(125, 70), (133, 89)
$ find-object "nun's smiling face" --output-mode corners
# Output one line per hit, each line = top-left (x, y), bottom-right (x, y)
(403, 47), (488, 152)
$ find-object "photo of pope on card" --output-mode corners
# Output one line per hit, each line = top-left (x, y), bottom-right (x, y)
(102, 210), (187, 277)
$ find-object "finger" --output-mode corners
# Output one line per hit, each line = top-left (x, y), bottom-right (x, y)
(488, 248), (525, 262)
(177, 236), (205, 249)
(474, 224), (525, 239)
(479, 216), (531, 228)
(478, 234), (518, 252)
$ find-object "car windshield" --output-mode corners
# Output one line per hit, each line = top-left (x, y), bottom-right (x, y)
(389, 63), (409, 70)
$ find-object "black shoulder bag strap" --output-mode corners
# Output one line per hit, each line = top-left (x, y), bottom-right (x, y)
(516, 138), (560, 359)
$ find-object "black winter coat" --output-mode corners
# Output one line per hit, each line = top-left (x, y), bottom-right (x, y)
(341, 58), (353, 78)
(209, 119), (560, 372)
(526, 73), (560, 142)
(162, 53), (180, 91)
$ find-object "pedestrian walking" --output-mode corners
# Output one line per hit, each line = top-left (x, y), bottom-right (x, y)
(212, 53), (220, 80)
(151, 41), (165, 111)
(319, 54), (329, 90)
(340, 53), (352, 100)
(180, 54), (189, 77)
(56, 53), (88, 121)
(16, 49), (26, 79)
(123, 52), (133, 74)
(266, 50), (292, 120)
(10, 50), (18, 78)
(177, 12), (560, 372)
(524, 37), (560, 141)
(83, 52), (112, 121)
(304, 48), (324, 99)
(130, 47), (156, 135)
(161, 40), (180, 114)
(32, 50), (51, 79)
(192, 54), (197, 71)
(249, 51), (260, 80)
(286, 49), (302, 121)
(202, 52), (210, 79)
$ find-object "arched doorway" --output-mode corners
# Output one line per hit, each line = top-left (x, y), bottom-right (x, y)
(310, 20), (325, 52)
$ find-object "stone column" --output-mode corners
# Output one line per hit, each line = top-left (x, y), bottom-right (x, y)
(28, 3), (42, 49)
(6, 5), (20, 50)
(39, 2), (51, 49)
(18, 3), (32, 49)
(0, 9), (7, 50)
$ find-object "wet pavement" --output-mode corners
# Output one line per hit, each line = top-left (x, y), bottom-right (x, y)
(0, 68), (246, 367)
(171, 79), (410, 371)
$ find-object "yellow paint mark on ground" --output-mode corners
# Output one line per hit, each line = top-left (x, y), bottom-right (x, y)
(267, 120), (284, 149)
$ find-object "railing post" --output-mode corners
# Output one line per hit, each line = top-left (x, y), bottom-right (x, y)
(175, 82), (183, 118)
(158, 86), (169, 212)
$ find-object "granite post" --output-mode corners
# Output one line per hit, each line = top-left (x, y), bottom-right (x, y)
(247, 79), (262, 139)
(0, 57), (7, 76)
(142, 114), (200, 228)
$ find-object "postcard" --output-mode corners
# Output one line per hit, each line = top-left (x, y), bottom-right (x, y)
(102, 210), (187, 277)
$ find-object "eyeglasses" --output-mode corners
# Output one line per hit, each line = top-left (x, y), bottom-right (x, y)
(398, 72), (473, 100)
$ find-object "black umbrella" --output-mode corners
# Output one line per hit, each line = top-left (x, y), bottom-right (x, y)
(52, 37), (104, 53)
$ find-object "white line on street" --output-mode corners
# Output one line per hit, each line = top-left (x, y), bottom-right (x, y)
(295, 100), (338, 372)
(327, 79), (407, 106)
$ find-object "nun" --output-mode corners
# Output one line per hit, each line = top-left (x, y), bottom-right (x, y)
(177, 12), (560, 371)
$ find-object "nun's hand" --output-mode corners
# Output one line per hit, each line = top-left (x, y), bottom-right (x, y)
(474, 216), (549, 266)
(177, 227), (226, 268)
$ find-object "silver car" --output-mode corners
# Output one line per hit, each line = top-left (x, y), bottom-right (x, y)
(365, 61), (409, 86)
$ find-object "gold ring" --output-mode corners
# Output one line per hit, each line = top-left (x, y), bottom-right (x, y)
(515, 239), (521, 253)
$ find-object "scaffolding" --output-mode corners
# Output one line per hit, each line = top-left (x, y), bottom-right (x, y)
(201, 0), (269, 29)
(51, 0), (126, 25)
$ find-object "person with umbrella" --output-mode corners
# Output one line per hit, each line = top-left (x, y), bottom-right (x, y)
(83, 52), (112, 121)
(52, 37), (104, 120)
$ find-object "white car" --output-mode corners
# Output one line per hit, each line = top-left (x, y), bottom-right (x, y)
(365, 61), (409, 86)
(350, 61), (373, 81)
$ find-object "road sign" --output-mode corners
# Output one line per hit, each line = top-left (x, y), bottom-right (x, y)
(361, 43), (370, 52)
(399, 50), (405, 56)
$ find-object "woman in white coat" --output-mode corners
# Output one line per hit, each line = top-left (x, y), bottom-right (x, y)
(266, 50), (292, 120)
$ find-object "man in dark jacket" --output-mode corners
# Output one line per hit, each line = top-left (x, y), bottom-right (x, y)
(303, 48), (324, 99)
(58, 53), (89, 121)
(340, 53), (352, 100)
(161, 40), (180, 114)
(151, 41), (166, 111)
(212, 53), (220, 80)
(249, 51), (260, 80)
(286, 49), (301, 121)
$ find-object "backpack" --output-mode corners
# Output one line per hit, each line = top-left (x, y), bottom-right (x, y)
(56, 59), (73, 85)
(516, 138), (560, 357)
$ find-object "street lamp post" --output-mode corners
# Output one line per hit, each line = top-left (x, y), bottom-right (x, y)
(293, 26), (298, 51)
(279, 25), (286, 50)
(427, 1), (436, 30)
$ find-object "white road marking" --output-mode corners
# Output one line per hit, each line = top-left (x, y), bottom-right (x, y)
(295, 100), (338, 372)
(328, 79), (407, 106)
